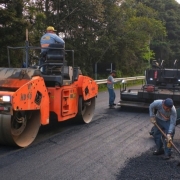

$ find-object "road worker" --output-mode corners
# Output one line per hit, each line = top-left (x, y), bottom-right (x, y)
(40, 26), (65, 72)
(107, 70), (122, 109)
(149, 98), (177, 160)
(40, 26), (65, 52)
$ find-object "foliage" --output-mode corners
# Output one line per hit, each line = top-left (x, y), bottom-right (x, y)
(0, 0), (180, 76)
(138, 0), (180, 66)
(0, 0), (29, 66)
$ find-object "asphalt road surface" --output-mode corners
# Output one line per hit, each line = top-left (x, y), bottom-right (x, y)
(0, 88), (180, 180)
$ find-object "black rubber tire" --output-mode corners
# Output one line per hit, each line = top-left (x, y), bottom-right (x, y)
(74, 96), (96, 124)
(0, 110), (40, 147)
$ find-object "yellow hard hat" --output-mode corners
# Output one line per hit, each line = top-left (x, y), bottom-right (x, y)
(46, 26), (57, 31)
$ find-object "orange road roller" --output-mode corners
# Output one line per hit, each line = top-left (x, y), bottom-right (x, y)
(0, 43), (98, 147)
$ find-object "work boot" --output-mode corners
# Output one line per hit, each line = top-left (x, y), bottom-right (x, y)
(109, 105), (115, 109)
(162, 154), (172, 160)
(109, 103), (116, 106)
(153, 149), (164, 155)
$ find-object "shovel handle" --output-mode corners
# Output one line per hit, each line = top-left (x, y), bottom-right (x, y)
(154, 122), (180, 155)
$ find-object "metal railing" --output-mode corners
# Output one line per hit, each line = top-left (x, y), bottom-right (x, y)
(95, 76), (145, 84)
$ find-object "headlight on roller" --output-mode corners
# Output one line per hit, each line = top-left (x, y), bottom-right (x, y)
(1, 96), (11, 102)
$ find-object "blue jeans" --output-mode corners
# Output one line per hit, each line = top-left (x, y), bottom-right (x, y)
(153, 117), (175, 156)
(108, 88), (116, 106)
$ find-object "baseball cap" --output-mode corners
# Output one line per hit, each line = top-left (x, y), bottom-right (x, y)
(163, 98), (173, 108)
(47, 26), (57, 31)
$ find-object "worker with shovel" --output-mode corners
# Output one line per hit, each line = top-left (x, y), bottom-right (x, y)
(149, 98), (177, 160)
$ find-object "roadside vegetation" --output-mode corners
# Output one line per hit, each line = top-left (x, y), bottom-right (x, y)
(0, 0), (180, 78)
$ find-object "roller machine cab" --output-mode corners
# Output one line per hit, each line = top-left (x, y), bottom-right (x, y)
(0, 43), (98, 147)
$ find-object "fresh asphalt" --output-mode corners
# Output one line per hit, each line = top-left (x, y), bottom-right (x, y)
(0, 88), (180, 179)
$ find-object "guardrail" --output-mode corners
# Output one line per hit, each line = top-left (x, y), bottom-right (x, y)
(95, 76), (145, 84)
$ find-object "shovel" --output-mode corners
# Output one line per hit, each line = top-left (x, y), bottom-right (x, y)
(153, 122), (180, 165)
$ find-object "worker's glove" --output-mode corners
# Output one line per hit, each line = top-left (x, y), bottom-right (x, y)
(150, 117), (156, 124)
(166, 134), (172, 143)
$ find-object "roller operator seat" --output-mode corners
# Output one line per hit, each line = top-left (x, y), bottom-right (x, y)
(41, 43), (67, 86)
(46, 43), (65, 63)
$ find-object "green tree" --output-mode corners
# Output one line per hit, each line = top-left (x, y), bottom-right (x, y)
(100, 0), (166, 75)
(138, 0), (180, 67)
(0, 0), (29, 66)
(0, 0), (179, 78)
